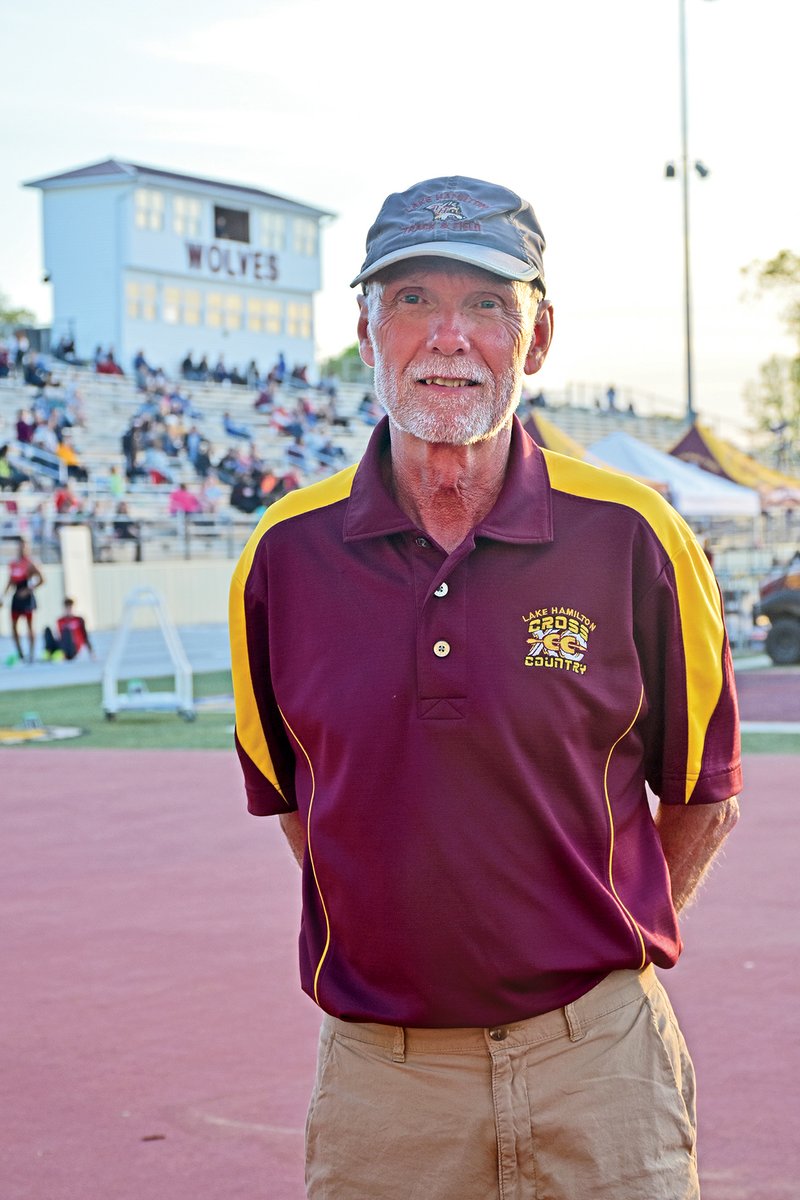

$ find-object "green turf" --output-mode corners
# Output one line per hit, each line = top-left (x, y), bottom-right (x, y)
(740, 730), (800, 754)
(0, 670), (235, 750)
(2, 671), (798, 754)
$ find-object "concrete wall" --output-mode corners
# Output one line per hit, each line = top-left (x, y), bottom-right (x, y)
(32, 558), (234, 632)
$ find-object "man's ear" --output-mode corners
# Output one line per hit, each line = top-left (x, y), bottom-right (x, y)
(357, 295), (375, 368)
(524, 302), (554, 375)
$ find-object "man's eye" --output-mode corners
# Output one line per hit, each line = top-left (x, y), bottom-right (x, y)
(478, 299), (499, 309)
(399, 293), (421, 304)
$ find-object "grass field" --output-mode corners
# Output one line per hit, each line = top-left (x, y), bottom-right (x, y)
(1, 672), (798, 754)
(0, 670), (235, 750)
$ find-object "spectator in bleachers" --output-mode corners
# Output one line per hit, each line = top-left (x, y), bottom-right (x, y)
(168, 481), (202, 515)
(230, 470), (263, 514)
(229, 364), (247, 386)
(55, 431), (89, 482)
(215, 447), (242, 484)
(358, 391), (382, 426)
(288, 363), (309, 388)
(0, 341), (11, 377)
(311, 434), (346, 471)
(0, 444), (30, 491)
(246, 359), (261, 389)
(198, 472), (224, 513)
(13, 331), (30, 371)
(107, 464), (126, 499)
(185, 424), (202, 467)
(31, 413), (60, 455)
(96, 348), (124, 376)
(270, 351), (287, 385)
(269, 403), (304, 440)
(122, 419), (145, 481)
(61, 374), (87, 427)
(192, 438), (214, 480)
(112, 501), (142, 561)
(239, 441), (265, 474)
(23, 354), (50, 391)
(142, 438), (175, 484)
(222, 410), (252, 440)
(16, 409), (35, 444)
(53, 335), (79, 365)
(254, 385), (274, 412)
(133, 349), (154, 389)
(285, 435), (310, 473)
(213, 356), (229, 383)
(53, 480), (83, 517)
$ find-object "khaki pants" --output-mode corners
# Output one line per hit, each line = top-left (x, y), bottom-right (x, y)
(305, 966), (699, 1200)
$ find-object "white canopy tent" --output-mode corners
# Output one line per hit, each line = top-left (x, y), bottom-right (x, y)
(588, 432), (761, 519)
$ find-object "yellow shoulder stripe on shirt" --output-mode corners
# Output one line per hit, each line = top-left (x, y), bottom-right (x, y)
(542, 449), (725, 804)
(229, 466), (359, 797)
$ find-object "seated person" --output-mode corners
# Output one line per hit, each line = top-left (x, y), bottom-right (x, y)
(222, 411), (252, 440)
(16, 410), (35, 443)
(168, 482), (202, 515)
(53, 481), (83, 516)
(43, 597), (95, 661)
(23, 357), (50, 389)
(96, 350), (124, 376)
(113, 502), (142, 561)
(56, 435), (89, 482)
(230, 471), (263, 514)
(0, 444), (30, 491)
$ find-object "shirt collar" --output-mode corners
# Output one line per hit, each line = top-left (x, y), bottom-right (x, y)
(343, 415), (553, 545)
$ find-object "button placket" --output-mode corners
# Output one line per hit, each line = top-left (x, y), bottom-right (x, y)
(411, 535), (468, 714)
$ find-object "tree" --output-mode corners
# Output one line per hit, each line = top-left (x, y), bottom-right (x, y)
(744, 356), (800, 470)
(743, 251), (800, 466)
(319, 342), (372, 383)
(0, 289), (35, 329)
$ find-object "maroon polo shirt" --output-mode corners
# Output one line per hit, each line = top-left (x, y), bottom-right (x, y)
(230, 417), (741, 1027)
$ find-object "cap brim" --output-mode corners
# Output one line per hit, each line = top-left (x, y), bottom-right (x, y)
(350, 242), (542, 288)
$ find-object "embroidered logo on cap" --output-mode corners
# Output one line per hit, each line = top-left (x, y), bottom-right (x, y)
(427, 200), (466, 222)
(522, 607), (596, 674)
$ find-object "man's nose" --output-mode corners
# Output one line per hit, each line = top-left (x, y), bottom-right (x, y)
(426, 309), (471, 356)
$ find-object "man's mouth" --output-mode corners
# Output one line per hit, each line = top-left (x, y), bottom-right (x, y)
(418, 377), (479, 388)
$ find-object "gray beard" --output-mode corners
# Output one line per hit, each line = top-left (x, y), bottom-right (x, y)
(373, 356), (522, 446)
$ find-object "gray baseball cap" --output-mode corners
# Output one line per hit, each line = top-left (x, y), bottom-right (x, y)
(350, 175), (546, 291)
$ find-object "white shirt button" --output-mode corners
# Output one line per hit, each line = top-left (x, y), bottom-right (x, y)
(434, 582), (449, 598)
(415, 536), (429, 548)
(433, 641), (451, 658)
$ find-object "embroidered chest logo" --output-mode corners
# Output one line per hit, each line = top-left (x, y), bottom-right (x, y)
(522, 607), (597, 675)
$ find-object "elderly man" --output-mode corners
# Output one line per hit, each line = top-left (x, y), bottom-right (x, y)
(229, 177), (741, 1200)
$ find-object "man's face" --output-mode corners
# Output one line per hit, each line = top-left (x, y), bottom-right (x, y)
(357, 259), (552, 446)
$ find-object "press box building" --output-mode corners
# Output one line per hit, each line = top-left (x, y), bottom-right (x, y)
(25, 158), (333, 377)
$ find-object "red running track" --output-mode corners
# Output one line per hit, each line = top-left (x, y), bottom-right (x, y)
(2, 749), (797, 1200)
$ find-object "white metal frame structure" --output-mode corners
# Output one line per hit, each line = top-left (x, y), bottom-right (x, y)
(102, 586), (195, 720)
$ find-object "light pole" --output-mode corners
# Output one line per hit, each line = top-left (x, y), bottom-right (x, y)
(679, 0), (694, 419)
(666, 0), (713, 421)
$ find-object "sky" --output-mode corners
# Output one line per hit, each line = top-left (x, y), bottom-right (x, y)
(1, 0), (797, 440)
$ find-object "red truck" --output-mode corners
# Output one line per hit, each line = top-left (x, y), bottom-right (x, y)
(753, 552), (800, 665)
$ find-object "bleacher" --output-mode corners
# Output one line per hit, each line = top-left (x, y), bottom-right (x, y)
(0, 364), (376, 564)
(2, 362), (796, 640)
